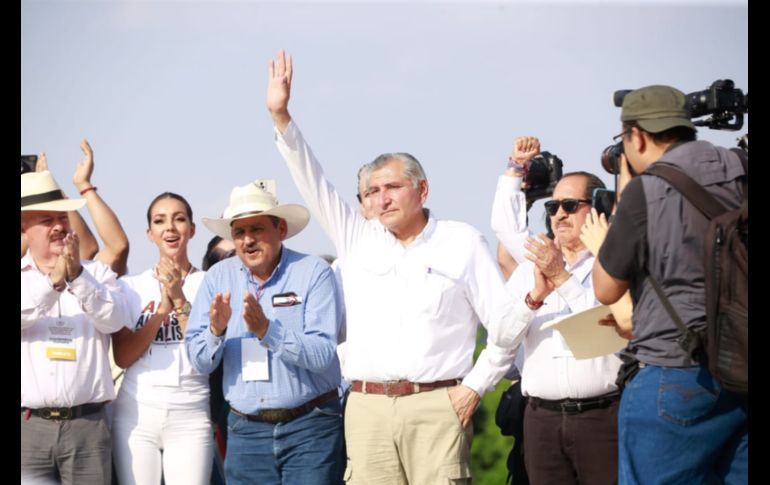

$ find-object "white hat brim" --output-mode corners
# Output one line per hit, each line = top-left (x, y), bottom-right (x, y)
(21, 198), (87, 212)
(202, 204), (310, 241)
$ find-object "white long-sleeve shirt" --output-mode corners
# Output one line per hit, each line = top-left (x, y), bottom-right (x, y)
(274, 121), (518, 396)
(490, 175), (531, 265)
(490, 180), (622, 400)
(21, 252), (128, 408)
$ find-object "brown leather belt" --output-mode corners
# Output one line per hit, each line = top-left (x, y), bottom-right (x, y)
(351, 379), (460, 397)
(21, 401), (106, 421)
(230, 389), (338, 424)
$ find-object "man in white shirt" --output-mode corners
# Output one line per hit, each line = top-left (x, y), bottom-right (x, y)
(266, 50), (517, 484)
(491, 149), (622, 484)
(21, 170), (129, 484)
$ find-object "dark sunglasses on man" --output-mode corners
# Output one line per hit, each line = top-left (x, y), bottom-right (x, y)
(544, 198), (591, 216)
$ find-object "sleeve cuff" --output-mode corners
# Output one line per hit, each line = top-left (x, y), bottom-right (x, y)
(66, 268), (100, 300)
(206, 326), (226, 347)
(497, 174), (523, 192)
(555, 274), (585, 302)
(259, 319), (284, 351)
(274, 119), (298, 147)
(460, 372), (488, 397)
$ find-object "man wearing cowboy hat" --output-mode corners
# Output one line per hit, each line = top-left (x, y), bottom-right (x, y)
(21, 170), (130, 484)
(185, 179), (344, 485)
(267, 50), (522, 484)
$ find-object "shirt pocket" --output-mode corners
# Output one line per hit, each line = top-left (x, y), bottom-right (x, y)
(415, 265), (460, 317)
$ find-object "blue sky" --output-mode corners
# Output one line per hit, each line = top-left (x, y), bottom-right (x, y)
(21, 0), (748, 274)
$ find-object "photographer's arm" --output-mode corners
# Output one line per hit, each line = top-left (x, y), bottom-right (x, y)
(580, 207), (633, 337)
(592, 177), (647, 305)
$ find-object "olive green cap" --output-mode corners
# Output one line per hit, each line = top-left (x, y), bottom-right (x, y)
(621, 85), (695, 133)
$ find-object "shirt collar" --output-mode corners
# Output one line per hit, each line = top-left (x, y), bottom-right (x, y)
(566, 249), (592, 271)
(20, 250), (36, 271)
(239, 244), (288, 287)
(407, 209), (437, 246)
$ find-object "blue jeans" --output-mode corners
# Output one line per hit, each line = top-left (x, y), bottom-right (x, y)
(619, 365), (747, 484)
(225, 398), (345, 485)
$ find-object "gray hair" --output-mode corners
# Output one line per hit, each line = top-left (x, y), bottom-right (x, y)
(362, 153), (427, 191)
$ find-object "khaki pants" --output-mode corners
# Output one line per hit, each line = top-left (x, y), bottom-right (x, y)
(344, 388), (473, 484)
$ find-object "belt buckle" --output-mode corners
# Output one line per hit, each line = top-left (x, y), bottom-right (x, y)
(42, 408), (71, 420)
(260, 409), (288, 423)
(383, 380), (402, 397)
(560, 401), (582, 414)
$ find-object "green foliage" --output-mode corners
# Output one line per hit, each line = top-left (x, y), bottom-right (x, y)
(470, 330), (514, 484)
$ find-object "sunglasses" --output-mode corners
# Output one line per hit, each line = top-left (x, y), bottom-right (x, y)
(544, 198), (591, 216)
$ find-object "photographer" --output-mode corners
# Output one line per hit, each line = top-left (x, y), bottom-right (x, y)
(491, 137), (622, 484)
(592, 85), (747, 483)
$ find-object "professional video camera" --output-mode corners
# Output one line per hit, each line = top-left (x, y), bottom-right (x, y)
(522, 151), (564, 209)
(601, 79), (748, 174)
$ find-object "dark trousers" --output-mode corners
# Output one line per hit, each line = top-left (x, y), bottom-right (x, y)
(21, 409), (112, 485)
(523, 398), (618, 485)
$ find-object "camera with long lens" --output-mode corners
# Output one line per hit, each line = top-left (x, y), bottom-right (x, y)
(601, 143), (624, 175)
(524, 151), (563, 209)
(600, 79), (748, 174)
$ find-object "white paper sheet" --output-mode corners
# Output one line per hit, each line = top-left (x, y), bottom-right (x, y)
(541, 304), (628, 359)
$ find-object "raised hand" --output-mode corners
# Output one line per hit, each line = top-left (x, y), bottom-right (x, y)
(266, 49), (293, 131)
(35, 152), (49, 172)
(242, 290), (269, 338)
(532, 265), (555, 302)
(525, 233), (568, 285)
(617, 153), (633, 201)
(511, 136), (541, 165)
(49, 248), (68, 288)
(210, 292), (232, 337)
(579, 208), (609, 257)
(72, 139), (95, 193)
(155, 257), (185, 307)
(63, 232), (83, 281)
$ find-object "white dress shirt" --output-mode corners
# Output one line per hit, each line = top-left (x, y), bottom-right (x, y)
(491, 175), (532, 265)
(490, 179), (622, 400)
(21, 252), (129, 408)
(274, 121), (517, 396)
(501, 256), (622, 399)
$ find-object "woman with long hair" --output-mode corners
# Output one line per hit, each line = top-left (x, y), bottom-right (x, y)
(111, 192), (213, 485)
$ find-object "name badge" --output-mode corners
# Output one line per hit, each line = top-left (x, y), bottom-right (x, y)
(272, 292), (303, 307)
(242, 338), (269, 381)
(46, 320), (77, 361)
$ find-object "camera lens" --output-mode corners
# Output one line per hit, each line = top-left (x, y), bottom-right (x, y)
(600, 142), (624, 174)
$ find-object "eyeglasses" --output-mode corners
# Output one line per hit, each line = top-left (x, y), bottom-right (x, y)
(544, 198), (591, 216)
(612, 129), (631, 143)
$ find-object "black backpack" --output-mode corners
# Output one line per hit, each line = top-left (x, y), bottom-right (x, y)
(644, 148), (747, 394)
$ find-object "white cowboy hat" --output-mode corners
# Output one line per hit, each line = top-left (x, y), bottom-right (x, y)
(202, 179), (310, 240)
(21, 171), (86, 212)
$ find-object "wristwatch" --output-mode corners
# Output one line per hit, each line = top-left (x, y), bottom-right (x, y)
(175, 301), (192, 317)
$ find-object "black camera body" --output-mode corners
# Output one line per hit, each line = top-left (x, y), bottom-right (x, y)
(601, 79), (748, 174)
(687, 79), (747, 131)
(524, 151), (563, 209)
(21, 155), (38, 174)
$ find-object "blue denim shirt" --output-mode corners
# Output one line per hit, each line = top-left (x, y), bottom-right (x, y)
(185, 246), (342, 413)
